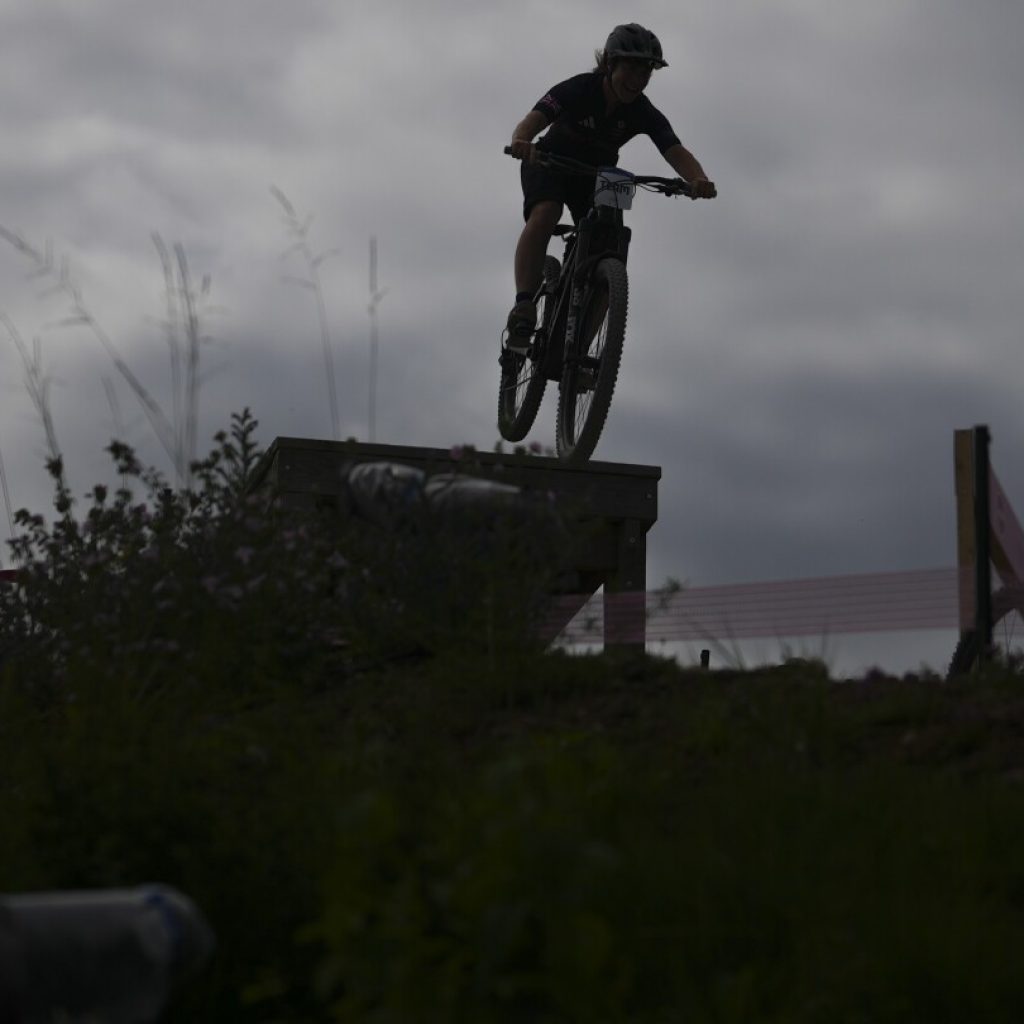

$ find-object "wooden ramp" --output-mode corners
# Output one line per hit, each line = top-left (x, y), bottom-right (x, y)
(251, 438), (660, 651)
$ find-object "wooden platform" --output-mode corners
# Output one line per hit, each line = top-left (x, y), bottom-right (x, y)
(250, 438), (661, 650)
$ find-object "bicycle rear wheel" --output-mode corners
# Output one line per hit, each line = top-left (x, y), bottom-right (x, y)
(555, 257), (628, 462)
(498, 255), (559, 443)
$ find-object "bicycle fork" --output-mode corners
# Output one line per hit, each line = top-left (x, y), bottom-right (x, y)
(563, 280), (602, 392)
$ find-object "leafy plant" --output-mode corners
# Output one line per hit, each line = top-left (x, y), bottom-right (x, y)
(0, 410), (349, 708)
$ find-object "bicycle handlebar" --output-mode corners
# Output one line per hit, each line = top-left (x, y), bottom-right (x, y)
(503, 145), (692, 197)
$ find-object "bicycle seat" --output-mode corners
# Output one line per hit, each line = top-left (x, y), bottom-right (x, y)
(552, 224), (575, 236)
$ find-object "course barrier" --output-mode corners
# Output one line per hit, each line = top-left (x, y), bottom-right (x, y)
(548, 424), (1024, 675)
(544, 566), (963, 648)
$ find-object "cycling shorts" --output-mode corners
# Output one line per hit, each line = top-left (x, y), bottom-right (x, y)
(521, 158), (596, 224)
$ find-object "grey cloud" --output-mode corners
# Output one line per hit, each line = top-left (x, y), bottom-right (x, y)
(0, 1), (331, 142)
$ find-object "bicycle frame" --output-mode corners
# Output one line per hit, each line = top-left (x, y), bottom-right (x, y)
(535, 205), (631, 382)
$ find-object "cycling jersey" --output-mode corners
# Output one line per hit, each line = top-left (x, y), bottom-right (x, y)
(533, 71), (681, 167)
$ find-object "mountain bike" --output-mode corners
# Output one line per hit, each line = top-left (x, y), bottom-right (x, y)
(498, 148), (692, 462)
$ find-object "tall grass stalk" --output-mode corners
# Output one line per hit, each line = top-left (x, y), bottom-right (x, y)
(0, 227), (213, 489)
(367, 235), (388, 442)
(0, 442), (13, 563)
(270, 186), (341, 441)
(151, 234), (214, 488)
(1, 314), (63, 474)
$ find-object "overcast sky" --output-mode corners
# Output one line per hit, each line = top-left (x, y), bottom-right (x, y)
(1, 0), (1023, 675)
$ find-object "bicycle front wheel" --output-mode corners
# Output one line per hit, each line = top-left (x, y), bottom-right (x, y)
(498, 255), (559, 442)
(556, 257), (628, 463)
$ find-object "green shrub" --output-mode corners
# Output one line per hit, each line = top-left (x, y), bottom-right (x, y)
(0, 409), (349, 708)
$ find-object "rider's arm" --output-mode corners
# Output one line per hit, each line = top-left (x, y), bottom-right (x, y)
(509, 110), (550, 160)
(663, 143), (717, 198)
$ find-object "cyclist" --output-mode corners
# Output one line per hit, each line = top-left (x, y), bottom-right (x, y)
(506, 23), (716, 346)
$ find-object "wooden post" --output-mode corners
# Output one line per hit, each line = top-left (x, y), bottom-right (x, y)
(953, 429), (975, 632)
(603, 517), (647, 652)
(973, 425), (993, 660)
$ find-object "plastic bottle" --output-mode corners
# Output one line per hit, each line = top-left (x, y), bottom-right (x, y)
(0, 885), (214, 1023)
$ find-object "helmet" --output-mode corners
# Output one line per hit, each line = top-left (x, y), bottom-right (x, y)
(604, 23), (668, 68)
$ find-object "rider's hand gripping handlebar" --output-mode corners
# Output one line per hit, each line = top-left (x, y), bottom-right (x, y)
(504, 146), (694, 198)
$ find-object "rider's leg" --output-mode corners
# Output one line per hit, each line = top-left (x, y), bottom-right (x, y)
(506, 200), (562, 347)
(514, 200), (562, 297)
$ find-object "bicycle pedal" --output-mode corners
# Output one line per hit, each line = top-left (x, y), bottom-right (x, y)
(576, 357), (600, 391)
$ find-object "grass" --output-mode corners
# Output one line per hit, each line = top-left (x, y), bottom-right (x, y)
(3, 419), (1024, 1021)
(8, 652), (1024, 1022)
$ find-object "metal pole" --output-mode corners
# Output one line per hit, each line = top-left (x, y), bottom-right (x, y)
(973, 424), (993, 661)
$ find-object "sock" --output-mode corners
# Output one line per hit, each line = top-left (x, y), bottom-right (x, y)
(515, 291), (532, 304)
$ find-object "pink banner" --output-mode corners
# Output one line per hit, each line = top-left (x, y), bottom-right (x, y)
(989, 469), (1024, 585)
(545, 567), (961, 645)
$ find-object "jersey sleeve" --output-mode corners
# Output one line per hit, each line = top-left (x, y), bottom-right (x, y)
(532, 73), (592, 123)
(644, 103), (682, 155)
